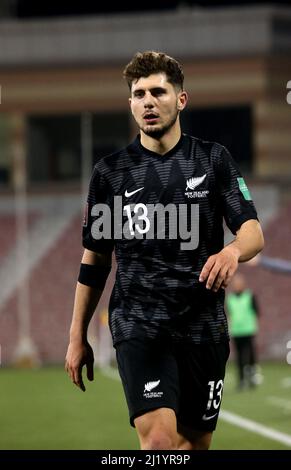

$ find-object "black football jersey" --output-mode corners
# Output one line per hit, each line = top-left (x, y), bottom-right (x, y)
(83, 134), (258, 346)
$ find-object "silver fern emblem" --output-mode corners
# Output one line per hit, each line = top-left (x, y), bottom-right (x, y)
(144, 380), (160, 392)
(186, 174), (207, 191)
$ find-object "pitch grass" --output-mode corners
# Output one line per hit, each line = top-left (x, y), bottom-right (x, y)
(0, 362), (291, 449)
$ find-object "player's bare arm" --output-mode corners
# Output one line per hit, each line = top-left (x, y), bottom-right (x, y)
(199, 219), (264, 292)
(65, 249), (111, 391)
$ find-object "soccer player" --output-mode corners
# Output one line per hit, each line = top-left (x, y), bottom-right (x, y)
(65, 51), (264, 450)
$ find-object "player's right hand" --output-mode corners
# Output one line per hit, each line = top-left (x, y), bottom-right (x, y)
(65, 340), (94, 392)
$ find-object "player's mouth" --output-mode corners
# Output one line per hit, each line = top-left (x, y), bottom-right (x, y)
(143, 112), (159, 124)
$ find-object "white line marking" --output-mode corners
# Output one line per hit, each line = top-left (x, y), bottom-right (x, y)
(220, 409), (291, 447)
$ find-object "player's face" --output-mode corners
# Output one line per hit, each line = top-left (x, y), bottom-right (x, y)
(129, 73), (187, 138)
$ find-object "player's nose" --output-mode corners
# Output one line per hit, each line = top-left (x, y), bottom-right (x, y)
(143, 91), (154, 108)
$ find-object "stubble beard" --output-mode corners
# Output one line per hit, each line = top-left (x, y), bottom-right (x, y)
(140, 110), (179, 139)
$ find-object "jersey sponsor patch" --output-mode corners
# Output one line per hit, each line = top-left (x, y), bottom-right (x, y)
(237, 177), (252, 201)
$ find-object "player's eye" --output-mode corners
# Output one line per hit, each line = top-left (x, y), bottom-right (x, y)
(151, 88), (166, 97)
(133, 91), (144, 98)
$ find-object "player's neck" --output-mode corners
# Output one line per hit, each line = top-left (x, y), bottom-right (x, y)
(140, 124), (182, 156)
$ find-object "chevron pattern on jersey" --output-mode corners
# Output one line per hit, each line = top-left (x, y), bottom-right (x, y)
(83, 134), (258, 346)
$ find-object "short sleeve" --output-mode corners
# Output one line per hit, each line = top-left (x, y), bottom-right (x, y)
(216, 146), (258, 235)
(82, 163), (114, 254)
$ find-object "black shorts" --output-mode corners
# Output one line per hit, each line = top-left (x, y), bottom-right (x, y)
(116, 337), (230, 432)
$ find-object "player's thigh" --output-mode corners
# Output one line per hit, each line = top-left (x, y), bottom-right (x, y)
(177, 422), (212, 450)
(134, 407), (178, 449)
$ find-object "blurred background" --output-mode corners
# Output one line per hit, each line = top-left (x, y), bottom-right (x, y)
(0, 0), (291, 450)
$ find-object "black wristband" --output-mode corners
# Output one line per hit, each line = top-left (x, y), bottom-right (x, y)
(78, 263), (111, 290)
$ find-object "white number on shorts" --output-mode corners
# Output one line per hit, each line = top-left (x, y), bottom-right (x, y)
(206, 379), (224, 410)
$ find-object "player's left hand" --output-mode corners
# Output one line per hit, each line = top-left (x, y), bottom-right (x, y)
(199, 245), (240, 292)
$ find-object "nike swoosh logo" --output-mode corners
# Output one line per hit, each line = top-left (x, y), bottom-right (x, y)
(125, 187), (144, 198)
(202, 412), (218, 421)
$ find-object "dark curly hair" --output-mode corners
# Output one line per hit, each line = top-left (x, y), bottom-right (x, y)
(123, 51), (184, 91)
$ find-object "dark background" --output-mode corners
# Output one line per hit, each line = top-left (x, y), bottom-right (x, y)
(11, 1), (291, 18)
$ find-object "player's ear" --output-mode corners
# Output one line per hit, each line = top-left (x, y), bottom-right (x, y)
(128, 97), (134, 115)
(177, 90), (188, 111)
(128, 98), (133, 115)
